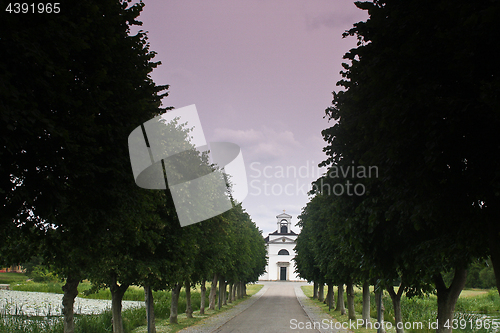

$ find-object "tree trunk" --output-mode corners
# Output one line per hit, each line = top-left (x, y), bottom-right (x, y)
(337, 284), (346, 315)
(221, 277), (226, 306)
(487, 207), (500, 297)
(375, 289), (386, 333)
(200, 280), (206, 315)
(346, 281), (356, 320)
(318, 283), (324, 302)
(362, 282), (370, 327)
(387, 283), (405, 333)
(110, 278), (129, 333)
(238, 281), (243, 299)
(169, 283), (182, 324)
(227, 283), (233, 303)
(313, 281), (318, 299)
(144, 285), (156, 333)
(434, 268), (467, 333)
(185, 280), (193, 318)
(209, 273), (218, 310)
(327, 283), (334, 311)
(62, 276), (79, 333)
(222, 278), (227, 306)
(243, 282), (247, 296)
(233, 282), (237, 300)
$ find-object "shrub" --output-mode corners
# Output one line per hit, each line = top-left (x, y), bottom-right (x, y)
(29, 266), (60, 283)
(479, 268), (497, 289)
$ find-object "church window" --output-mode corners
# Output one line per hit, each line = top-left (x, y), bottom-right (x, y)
(278, 249), (289, 255)
(280, 220), (288, 233)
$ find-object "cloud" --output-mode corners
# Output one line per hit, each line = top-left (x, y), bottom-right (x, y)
(211, 126), (301, 162)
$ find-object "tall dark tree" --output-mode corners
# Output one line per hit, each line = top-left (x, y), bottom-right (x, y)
(320, 0), (500, 331)
(1, 1), (168, 332)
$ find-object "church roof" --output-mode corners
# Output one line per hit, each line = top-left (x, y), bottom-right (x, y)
(276, 212), (292, 218)
(264, 234), (297, 244)
(269, 230), (297, 235)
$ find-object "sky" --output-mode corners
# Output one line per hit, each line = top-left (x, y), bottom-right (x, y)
(132, 0), (369, 235)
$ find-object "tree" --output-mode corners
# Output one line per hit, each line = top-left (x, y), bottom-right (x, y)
(190, 215), (230, 314)
(295, 194), (362, 319)
(320, 0), (500, 331)
(218, 204), (266, 299)
(1, 1), (168, 332)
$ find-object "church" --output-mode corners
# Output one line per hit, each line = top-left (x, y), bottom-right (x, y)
(259, 211), (303, 281)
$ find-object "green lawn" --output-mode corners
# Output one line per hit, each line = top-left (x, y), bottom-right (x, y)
(9, 280), (147, 301)
(0, 272), (28, 284)
(460, 289), (490, 298)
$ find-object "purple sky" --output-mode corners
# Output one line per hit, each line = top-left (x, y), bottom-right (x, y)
(134, 0), (368, 235)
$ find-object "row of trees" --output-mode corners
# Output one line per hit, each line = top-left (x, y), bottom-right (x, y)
(0, 1), (266, 333)
(295, 1), (500, 333)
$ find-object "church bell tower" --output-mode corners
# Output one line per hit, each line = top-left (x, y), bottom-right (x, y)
(276, 210), (292, 234)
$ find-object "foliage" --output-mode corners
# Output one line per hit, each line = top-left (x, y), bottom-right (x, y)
(295, 194), (358, 286)
(444, 259), (497, 290)
(1, 0), (167, 258)
(29, 266), (61, 283)
(322, 0), (500, 290)
(22, 257), (45, 276)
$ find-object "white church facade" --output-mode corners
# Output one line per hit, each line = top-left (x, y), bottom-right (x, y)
(259, 212), (304, 281)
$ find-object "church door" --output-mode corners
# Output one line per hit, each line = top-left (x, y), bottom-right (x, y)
(280, 267), (287, 280)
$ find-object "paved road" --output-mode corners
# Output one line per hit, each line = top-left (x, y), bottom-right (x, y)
(214, 282), (319, 333)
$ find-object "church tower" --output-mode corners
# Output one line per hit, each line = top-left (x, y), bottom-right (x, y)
(277, 212), (292, 234)
(259, 211), (304, 281)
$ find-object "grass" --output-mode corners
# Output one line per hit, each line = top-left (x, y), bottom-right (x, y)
(302, 286), (500, 333)
(460, 289), (490, 298)
(0, 272), (28, 284)
(9, 280), (229, 303)
(10, 280), (147, 301)
(0, 316), (64, 333)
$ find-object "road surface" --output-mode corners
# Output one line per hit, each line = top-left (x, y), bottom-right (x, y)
(214, 281), (318, 332)
(180, 281), (348, 333)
